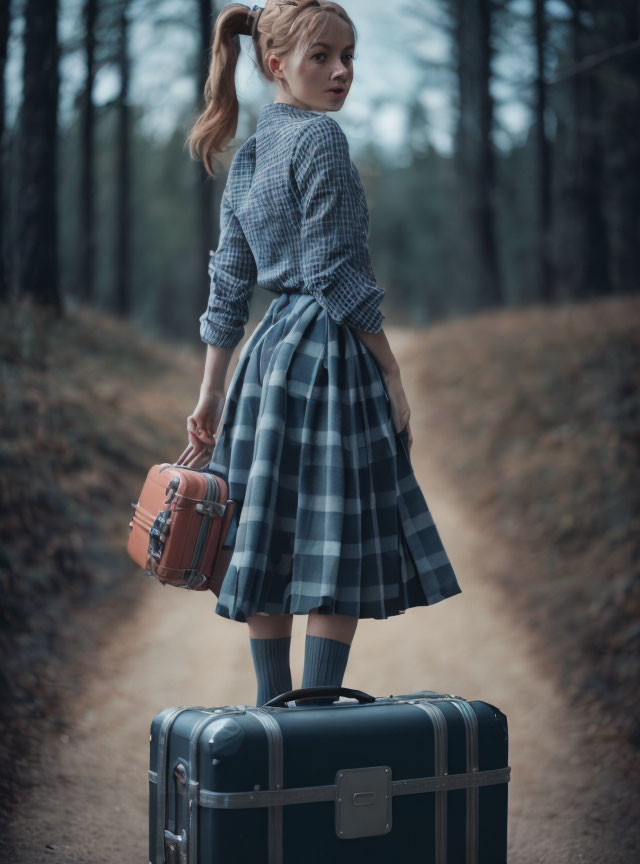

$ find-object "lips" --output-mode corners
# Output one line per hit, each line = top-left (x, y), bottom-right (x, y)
(328, 87), (345, 94)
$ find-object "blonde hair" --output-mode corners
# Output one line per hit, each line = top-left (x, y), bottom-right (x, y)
(185, 0), (356, 177)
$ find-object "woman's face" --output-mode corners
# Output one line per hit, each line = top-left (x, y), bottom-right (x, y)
(271, 15), (354, 112)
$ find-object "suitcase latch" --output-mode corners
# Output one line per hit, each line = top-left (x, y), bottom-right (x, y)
(182, 569), (209, 589)
(335, 766), (392, 839)
(164, 829), (187, 864)
(164, 761), (189, 863)
(195, 500), (226, 517)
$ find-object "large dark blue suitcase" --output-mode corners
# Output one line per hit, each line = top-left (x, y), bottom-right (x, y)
(149, 685), (511, 863)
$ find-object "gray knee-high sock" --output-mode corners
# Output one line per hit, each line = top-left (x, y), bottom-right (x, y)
(300, 635), (351, 705)
(250, 636), (293, 707)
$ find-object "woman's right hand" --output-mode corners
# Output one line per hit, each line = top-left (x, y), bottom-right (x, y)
(384, 370), (413, 456)
(176, 391), (226, 469)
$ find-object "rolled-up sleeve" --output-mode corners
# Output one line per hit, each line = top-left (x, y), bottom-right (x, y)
(199, 190), (257, 349)
(293, 116), (385, 334)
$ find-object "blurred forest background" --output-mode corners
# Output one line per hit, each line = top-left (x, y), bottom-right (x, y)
(1, 0), (639, 845)
(2, 0), (639, 327)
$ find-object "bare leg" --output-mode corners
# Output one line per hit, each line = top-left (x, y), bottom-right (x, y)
(247, 613), (293, 639)
(306, 610), (358, 646)
(246, 611), (357, 643)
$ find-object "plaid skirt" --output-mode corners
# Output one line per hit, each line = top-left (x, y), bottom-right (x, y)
(207, 292), (462, 622)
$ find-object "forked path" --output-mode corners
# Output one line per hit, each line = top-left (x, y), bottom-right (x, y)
(7, 328), (638, 862)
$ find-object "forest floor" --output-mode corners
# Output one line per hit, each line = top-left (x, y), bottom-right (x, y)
(2, 296), (639, 862)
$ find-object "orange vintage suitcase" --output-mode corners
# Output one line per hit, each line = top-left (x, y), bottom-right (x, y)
(128, 464), (236, 597)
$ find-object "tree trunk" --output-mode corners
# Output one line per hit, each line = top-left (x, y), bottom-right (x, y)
(77, 0), (98, 304)
(0, 0), (10, 302)
(452, 0), (502, 310)
(476, 0), (502, 308)
(582, 68), (611, 296)
(533, 0), (554, 301)
(567, 0), (611, 298)
(606, 2), (640, 294)
(115, 0), (131, 317)
(16, 0), (61, 312)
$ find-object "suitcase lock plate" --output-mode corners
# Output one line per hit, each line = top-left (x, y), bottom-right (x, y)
(335, 766), (392, 839)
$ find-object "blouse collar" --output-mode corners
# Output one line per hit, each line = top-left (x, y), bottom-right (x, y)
(258, 101), (325, 119)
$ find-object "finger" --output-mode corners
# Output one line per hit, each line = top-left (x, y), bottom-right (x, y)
(184, 441), (208, 468)
(194, 450), (212, 470)
(188, 451), (211, 470)
(192, 423), (216, 445)
(197, 425), (216, 441)
(182, 443), (201, 465)
(187, 429), (202, 448)
(183, 451), (198, 468)
(176, 443), (193, 465)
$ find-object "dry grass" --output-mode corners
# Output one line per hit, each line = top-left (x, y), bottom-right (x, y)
(0, 297), (202, 813)
(397, 295), (640, 746)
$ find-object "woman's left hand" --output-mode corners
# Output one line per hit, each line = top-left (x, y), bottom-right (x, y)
(176, 393), (225, 468)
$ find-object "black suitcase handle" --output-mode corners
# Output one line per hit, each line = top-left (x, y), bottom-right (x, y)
(262, 686), (377, 707)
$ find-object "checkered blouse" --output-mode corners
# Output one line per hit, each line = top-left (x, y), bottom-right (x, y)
(199, 101), (386, 349)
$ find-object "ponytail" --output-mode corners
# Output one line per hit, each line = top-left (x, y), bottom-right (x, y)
(185, 4), (260, 177)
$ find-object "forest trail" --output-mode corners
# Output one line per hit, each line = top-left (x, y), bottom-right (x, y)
(6, 328), (637, 863)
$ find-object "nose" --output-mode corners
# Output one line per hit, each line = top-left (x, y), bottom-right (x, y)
(332, 60), (350, 79)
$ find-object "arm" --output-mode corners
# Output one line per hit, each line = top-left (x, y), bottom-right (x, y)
(294, 119), (406, 403)
(356, 327), (412, 449)
(180, 189), (256, 468)
(178, 340), (232, 468)
(351, 327), (399, 377)
(293, 115), (386, 335)
(200, 343), (234, 399)
(294, 119), (411, 443)
(199, 189), (257, 349)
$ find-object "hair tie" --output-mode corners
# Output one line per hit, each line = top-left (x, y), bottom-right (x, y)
(246, 4), (264, 36)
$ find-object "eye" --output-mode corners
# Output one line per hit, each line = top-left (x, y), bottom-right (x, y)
(310, 52), (355, 63)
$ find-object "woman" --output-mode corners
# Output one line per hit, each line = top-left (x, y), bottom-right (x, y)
(178, 0), (462, 708)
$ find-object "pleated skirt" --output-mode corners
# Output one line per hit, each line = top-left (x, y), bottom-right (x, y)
(207, 292), (462, 623)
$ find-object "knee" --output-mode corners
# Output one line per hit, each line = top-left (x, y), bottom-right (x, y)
(306, 611), (358, 645)
(247, 613), (293, 639)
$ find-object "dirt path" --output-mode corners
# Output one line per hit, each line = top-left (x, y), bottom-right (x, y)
(7, 329), (638, 862)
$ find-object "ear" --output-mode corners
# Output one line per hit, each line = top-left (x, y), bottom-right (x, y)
(269, 54), (285, 81)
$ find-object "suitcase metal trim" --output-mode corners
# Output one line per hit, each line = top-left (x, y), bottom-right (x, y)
(451, 698), (480, 863)
(411, 700), (449, 862)
(151, 764), (509, 807)
(155, 707), (191, 864)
